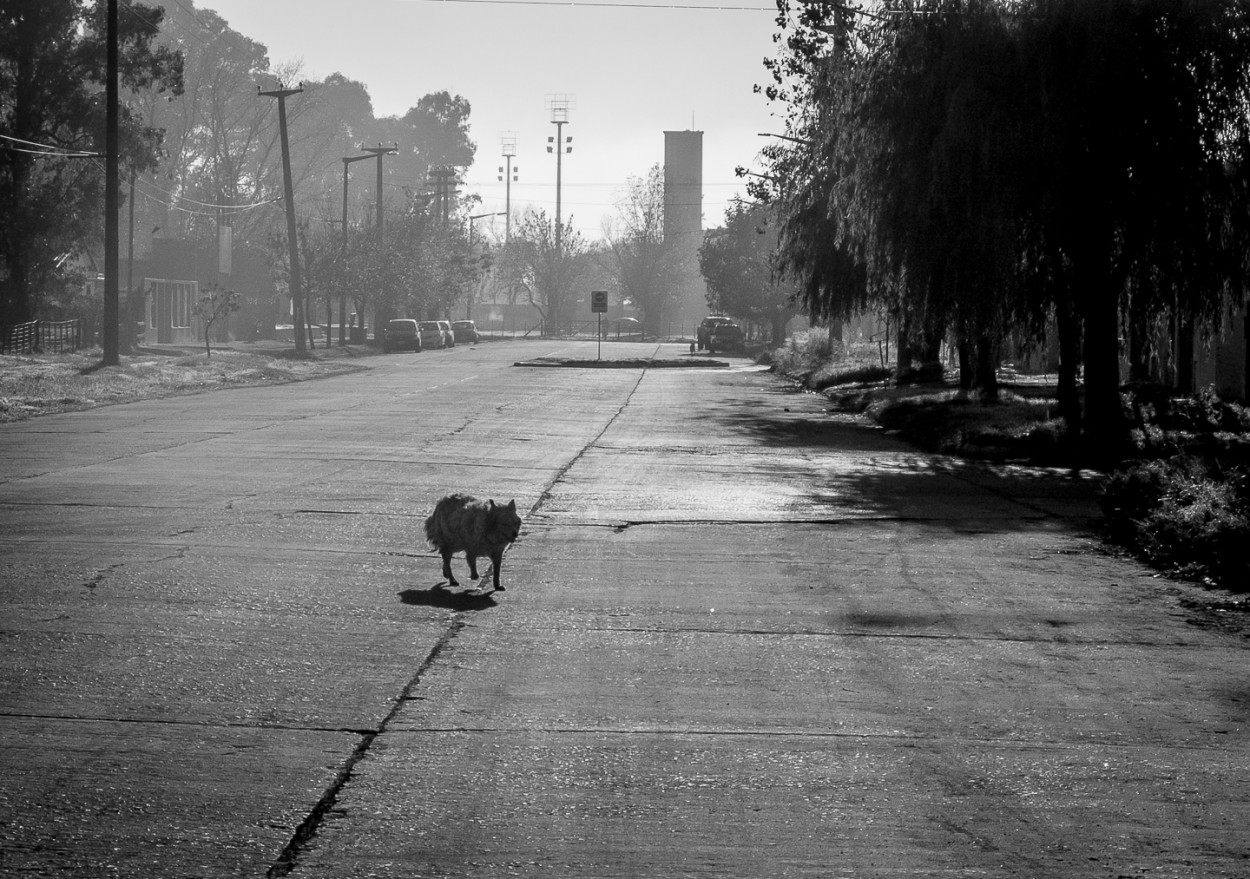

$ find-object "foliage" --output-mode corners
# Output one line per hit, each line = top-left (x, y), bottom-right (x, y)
(192, 287), (240, 357)
(1101, 455), (1250, 590)
(136, 2), (476, 300)
(599, 165), (685, 337)
(0, 0), (184, 325)
(761, 0), (1250, 463)
(494, 209), (588, 334)
(699, 198), (799, 344)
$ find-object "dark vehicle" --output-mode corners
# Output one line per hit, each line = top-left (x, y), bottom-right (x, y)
(383, 319), (421, 353)
(417, 321), (445, 349)
(452, 320), (479, 343)
(696, 316), (735, 351)
(437, 320), (456, 347)
(707, 322), (745, 354)
(604, 317), (644, 341)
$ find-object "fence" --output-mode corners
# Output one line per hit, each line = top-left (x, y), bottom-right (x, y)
(0, 319), (84, 355)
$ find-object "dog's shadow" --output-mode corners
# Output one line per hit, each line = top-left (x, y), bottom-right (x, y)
(398, 584), (498, 612)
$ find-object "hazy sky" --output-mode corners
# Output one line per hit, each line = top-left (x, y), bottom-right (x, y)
(199, 0), (785, 240)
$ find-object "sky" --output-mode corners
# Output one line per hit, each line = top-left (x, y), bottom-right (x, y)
(198, 0), (786, 241)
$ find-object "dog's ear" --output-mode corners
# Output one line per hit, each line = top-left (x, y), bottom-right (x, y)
(507, 499), (517, 511)
(487, 499), (495, 510)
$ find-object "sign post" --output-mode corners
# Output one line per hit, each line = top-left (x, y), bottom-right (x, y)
(591, 290), (608, 360)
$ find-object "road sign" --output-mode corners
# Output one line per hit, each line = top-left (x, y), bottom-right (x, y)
(591, 290), (608, 313)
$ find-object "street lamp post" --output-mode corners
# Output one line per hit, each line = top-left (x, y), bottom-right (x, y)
(467, 212), (506, 321)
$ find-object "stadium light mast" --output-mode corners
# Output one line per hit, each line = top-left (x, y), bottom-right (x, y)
(499, 132), (518, 242)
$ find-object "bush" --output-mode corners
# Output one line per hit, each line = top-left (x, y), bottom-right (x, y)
(1100, 455), (1250, 590)
(771, 330), (891, 391)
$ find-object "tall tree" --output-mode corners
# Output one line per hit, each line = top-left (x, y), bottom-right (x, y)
(600, 165), (684, 338)
(0, 0), (183, 325)
(699, 198), (799, 344)
(764, 0), (1250, 457)
(1015, 0), (1250, 458)
(495, 208), (586, 334)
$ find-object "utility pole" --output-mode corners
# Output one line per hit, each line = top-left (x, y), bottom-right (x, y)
(103, 0), (119, 365)
(340, 152), (375, 345)
(358, 144), (396, 340)
(125, 168), (136, 353)
(361, 144), (396, 238)
(427, 166), (457, 224)
(499, 133), (518, 242)
(260, 83), (306, 354)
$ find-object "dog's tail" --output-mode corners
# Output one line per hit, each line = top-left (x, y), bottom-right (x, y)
(423, 512), (438, 548)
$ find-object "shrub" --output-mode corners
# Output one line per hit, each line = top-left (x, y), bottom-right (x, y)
(1101, 455), (1250, 590)
(771, 331), (892, 391)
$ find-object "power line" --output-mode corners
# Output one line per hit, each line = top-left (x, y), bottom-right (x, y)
(0, 133), (100, 158)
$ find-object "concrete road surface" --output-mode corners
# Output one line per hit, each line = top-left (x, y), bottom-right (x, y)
(1, 340), (1246, 878)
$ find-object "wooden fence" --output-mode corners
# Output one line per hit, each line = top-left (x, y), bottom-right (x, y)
(0, 319), (84, 355)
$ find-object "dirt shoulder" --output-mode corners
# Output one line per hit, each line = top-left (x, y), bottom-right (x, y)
(0, 341), (379, 423)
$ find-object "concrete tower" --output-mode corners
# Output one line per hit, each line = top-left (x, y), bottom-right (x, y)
(663, 130), (707, 333)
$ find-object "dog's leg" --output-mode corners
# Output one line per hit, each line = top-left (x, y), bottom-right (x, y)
(489, 549), (506, 591)
(466, 554), (479, 581)
(441, 548), (459, 587)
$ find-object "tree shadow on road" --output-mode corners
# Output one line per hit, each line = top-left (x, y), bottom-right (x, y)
(707, 384), (1101, 534)
(398, 585), (498, 611)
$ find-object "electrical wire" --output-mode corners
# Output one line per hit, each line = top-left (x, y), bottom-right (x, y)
(0, 133), (100, 158)
(132, 185), (282, 216)
(133, 176), (281, 210)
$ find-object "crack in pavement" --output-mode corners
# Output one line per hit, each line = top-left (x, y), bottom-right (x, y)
(264, 617), (466, 878)
(527, 365), (649, 519)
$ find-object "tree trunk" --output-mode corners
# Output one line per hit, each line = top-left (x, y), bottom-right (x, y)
(976, 335), (1000, 403)
(1080, 274), (1125, 467)
(1127, 296), (1151, 384)
(771, 310), (789, 347)
(957, 337), (974, 391)
(1056, 297), (1082, 441)
(1175, 314), (1194, 394)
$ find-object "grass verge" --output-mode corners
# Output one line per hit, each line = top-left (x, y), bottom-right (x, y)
(0, 346), (374, 422)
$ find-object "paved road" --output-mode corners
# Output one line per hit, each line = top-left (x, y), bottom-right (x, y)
(1, 340), (1246, 878)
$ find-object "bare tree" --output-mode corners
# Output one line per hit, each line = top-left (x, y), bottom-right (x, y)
(495, 209), (587, 335)
(600, 165), (684, 338)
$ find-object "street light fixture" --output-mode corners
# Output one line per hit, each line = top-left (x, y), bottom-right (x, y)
(499, 132), (518, 242)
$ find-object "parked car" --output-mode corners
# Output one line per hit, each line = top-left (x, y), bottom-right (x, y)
(452, 320), (479, 343)
(696, 316), (735, 351)
(437, 320), (456, 348)
(707, 322), (745, 354)
(417, 321), (445, 349)
(604, 317), (644, 341)
(382, 319), (421, 353)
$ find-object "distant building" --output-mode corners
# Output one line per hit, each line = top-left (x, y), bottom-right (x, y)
(663, 130), (709, 336)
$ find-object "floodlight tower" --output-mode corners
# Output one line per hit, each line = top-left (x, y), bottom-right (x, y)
(499, 132), (518, 242)
(546, 94), (574, 260)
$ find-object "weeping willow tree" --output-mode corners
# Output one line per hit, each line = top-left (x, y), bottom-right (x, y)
(762, 0), (1250, 461)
